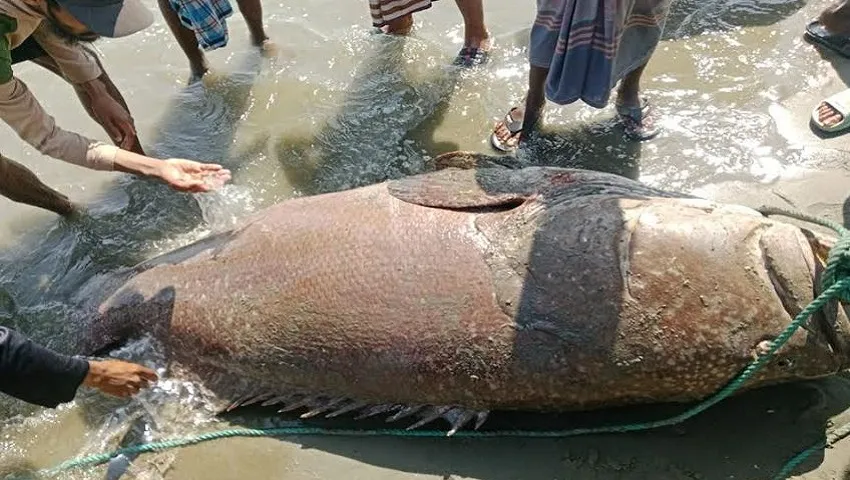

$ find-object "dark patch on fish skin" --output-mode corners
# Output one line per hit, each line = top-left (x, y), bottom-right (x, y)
(548, 172), (577, 187)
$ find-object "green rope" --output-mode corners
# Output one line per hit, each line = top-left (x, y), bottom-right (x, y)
(773, 420), (850, 480)
(39, 206), (850, 479)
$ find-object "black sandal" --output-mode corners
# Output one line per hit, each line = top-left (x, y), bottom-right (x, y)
(805, 20), (850, 58)
(453, 47), (490, 67)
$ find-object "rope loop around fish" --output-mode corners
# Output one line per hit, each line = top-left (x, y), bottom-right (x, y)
(37, 207), (850, 480)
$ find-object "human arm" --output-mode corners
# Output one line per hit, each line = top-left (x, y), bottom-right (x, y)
(0, 326), (158, 407)
(0, 77), (230, 191)
(29, 28), (141, 152)
(0, 29), (230, 192)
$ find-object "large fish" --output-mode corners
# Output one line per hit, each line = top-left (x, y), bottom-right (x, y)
(78, 152), (850, 434)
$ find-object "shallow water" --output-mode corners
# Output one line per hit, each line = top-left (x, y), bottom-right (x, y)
(3, 0), (850, 478)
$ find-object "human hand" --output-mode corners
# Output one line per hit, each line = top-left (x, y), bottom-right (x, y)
(85, 80), (137, 150)
(82, 359), (158, 398)
(157, 158), (232, 193)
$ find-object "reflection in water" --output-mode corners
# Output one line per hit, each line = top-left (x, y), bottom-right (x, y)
(665, 0), (806, 39)
(275, 34), (464, 195)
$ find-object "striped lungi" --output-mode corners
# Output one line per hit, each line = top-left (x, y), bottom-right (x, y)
(530, 0), (672, 108)
(369, 0), (438, 28)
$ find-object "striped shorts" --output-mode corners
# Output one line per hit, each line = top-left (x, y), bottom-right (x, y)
(369, 0), (438, 27)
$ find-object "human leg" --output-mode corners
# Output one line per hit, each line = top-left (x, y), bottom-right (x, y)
(369, 0), (433, 35)
(157, 0), (209, 80)
(613, 62), (659, 140)
(28, 52), (146, 155)
(451, 0), (491, 67)
(490, 65), (548, 152)
(234, 0), (270, 46)
(0, 154), (74, 216)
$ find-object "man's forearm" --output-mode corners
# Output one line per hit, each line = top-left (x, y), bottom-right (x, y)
(111, 148), (164, 178)
(75, 76), (146, 155)
(76, 75), (110, 104)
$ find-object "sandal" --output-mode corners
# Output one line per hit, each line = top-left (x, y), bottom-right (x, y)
(615, 98), (660, 141)
(812, 89), (850, 133)
(805, 20), (850, 59)
(453, 46), (490, 67)
(490, 107), (523, 152)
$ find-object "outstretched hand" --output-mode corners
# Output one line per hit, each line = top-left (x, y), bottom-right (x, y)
(158, 159), (232, 193)
(83, 359), (158, 398)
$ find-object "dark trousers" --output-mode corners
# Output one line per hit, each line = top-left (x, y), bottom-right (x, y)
(11, 36), (47, 65)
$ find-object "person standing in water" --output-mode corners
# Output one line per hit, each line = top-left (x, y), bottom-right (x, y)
(157, 0), (275, 82)
(489, 0), (672, 152)
(0, 0), (231, 217)
(368, 0), (491, 67)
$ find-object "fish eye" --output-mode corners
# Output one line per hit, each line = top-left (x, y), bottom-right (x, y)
(776, 358), (794, 368)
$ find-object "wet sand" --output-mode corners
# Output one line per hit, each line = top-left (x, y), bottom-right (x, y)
(4, 0), (850, 479)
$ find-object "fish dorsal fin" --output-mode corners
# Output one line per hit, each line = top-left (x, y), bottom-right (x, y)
(388, 162), (687, 211)
(387, 167), (534, 210)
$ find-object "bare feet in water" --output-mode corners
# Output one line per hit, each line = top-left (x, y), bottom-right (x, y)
(381, 14), (414, 35)
(252, 32), (279, 58)
(258, 39), (279, 57)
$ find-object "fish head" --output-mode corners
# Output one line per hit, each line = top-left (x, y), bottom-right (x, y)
(757, 220), (850, 377)
(802, 226), (850, 371)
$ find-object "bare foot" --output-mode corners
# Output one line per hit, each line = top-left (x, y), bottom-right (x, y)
(820, 5), (850, 36)
(258, 39), (279, 58)
(817, 101), (844, 128)
(188, 60), (210, 85)
(53, 196), (75, 217)
(188, 70), (207, 85)
(381, 15), (414, 35)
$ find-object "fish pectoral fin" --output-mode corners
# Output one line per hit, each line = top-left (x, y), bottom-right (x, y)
(387, 167), (532, 211)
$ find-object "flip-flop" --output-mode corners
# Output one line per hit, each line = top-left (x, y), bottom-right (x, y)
(453, 46), (490, 67)
(805, 20), (850, 59)
(615, 98), (660, 141)
(490, 107), (523, 152)
(812, 89), (850, 133)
